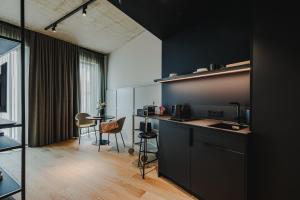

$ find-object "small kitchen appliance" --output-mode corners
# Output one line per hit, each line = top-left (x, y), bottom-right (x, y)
(171, 104), (191, 121)
(143, 105), (156, 116)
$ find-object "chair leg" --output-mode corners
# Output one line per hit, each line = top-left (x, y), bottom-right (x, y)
(120, 131), (126, 148)
(79, 129), (81, 144)
(108, 134), (110, 146)
(155, 136), (159, 159)
(138, 137), (143, 167)
(142, 138), (147, 179)
(115, 133), (119, 153)
(98, 133), (101, 152)
(88, 127), (90, 138)
(94, 127), (97, 143)
(145, 138), (148, 155)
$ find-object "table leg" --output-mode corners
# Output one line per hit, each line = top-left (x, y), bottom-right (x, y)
(92, 119), (109, 146)
(128, 114), (135, 155)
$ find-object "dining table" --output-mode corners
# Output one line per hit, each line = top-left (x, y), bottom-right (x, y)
(86, 115), (115, 146)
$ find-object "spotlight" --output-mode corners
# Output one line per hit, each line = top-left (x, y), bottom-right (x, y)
(52, 24), (57, 32)
(82, 5), (87, 16)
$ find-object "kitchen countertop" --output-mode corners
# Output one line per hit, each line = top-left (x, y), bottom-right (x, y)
(140, 115), (251, 135)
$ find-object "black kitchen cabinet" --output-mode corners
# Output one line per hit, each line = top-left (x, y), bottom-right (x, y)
(158, 120), (190, 189)
(158, 121), (248, 200)
(191, 127), (246, 200)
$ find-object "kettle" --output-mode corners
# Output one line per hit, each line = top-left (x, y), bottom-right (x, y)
(245, 108), (251, 125)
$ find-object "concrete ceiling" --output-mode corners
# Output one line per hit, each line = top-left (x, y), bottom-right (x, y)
(0, 0), (145, 53)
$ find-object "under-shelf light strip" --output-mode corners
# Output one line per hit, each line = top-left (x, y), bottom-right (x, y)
(158, 67), (251, 83)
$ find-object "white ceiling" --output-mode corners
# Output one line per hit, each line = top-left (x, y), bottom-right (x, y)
(0, 0), (145, 53)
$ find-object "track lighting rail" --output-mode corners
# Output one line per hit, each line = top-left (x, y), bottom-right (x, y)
(44, 0), (96, 31)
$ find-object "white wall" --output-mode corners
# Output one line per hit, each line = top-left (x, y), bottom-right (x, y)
(106, 30), (162, 148)
(107, 30), (162, 89)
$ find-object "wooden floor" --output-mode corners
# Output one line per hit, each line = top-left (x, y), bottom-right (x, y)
(0, 135), (196, 200)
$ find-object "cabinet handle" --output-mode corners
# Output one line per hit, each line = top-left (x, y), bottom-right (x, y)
(203, 142), (244, 155)
(189, 128), (193, 146)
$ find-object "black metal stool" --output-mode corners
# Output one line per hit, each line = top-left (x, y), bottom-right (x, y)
(138, 131), (159, 179)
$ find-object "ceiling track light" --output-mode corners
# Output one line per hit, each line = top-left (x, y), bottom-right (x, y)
(44, 0), (96, 31)
(52, 24), (57, 32)
(82, 5), (87, 16)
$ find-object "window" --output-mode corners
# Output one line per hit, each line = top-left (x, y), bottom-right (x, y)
(79, 52), (101, 116)
(0, 46), (22, 141)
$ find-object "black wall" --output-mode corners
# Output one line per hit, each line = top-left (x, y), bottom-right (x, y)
(162, 19), (250, 77)
(162, 17), (251, 121)
(162, 72), (250, 121)
(250, 3), (300, 200)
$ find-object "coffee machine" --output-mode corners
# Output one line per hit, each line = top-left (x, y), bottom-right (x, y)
(170, 104), (191, 121)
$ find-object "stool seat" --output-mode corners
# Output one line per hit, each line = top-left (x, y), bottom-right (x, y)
(138, 132), (157, 139)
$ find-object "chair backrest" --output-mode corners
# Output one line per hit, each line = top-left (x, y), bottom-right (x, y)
(115, 117), (126, 132)
(101, 117), (126, 133)
(75, 113), (95, 126)
(75, 113), (90, 120)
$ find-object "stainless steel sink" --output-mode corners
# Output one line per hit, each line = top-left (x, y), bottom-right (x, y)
(209, 122), (248, 131)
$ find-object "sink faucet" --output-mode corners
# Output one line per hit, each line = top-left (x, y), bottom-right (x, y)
(229, 102), (241, 124)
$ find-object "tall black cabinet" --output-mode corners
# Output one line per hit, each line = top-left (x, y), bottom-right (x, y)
(250, 2), (300, 200)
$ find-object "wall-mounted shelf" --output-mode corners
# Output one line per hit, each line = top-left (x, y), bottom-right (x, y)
(0, 1), (26, 199)
(0, 118), (22, 129)
(0, 167), (21, 199)
(154, 64), (251, 83)
(0, 136), (22, 152)
(0, 124), (22, 130)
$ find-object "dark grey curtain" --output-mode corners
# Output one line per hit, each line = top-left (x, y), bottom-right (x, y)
(1, 21), (107, 146)
(0, 21), (21, 41)
(0, 21), (31, 45)
(28, 32), (80, 147)
(101, 55), (108, 103)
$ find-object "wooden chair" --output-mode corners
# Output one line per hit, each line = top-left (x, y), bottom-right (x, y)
(75, 113), (97, 144)
(99, 117), (126, 152)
